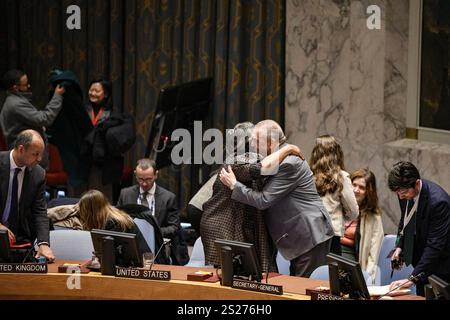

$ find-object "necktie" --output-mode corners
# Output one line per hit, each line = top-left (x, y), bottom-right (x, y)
(403, 200), (416, 266)
(140, 191), (149, 208)
(2, 168), (22, 233)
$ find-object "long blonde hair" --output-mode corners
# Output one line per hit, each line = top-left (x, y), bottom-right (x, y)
(310, 135), (345, 196)
(78, 190), (134, 231)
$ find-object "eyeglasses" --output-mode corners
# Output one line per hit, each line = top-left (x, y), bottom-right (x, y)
(135, 176), (154, 184)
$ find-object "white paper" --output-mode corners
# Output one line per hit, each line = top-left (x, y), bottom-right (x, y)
(368, 285), (411, 297)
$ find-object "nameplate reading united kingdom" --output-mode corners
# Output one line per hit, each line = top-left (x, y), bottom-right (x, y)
(115, 267), (171, 281)
(232, 279), (283, 296)
(0, 263), (48, 274)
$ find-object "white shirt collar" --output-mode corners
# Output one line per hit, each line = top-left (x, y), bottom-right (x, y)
(414, 180), (422, 202)
(9, 151), (26, 172)
(140, 182), (156, 196)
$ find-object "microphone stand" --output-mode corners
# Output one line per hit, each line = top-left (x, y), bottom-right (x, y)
(376, 272), (424, 300)
(265, 233), (288, 284)
(148, 239), (171, 271)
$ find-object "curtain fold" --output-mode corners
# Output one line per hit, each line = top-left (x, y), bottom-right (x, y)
(2, 0), (285, 214)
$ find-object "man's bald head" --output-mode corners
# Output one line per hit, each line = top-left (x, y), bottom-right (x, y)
(14, 129), (44, 150)
(13, 129), (45, 168)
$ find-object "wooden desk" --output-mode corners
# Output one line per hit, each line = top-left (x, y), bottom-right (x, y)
(0, 262), (423, 300)
(0, 262), (314, 300)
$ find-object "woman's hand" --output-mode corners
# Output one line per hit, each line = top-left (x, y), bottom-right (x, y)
(286, 144), (305, 160)
(219, 166), (237, 189)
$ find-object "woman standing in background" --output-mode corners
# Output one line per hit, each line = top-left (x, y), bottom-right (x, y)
(310, 135), (359, 256)
(349, 168), (384, 283)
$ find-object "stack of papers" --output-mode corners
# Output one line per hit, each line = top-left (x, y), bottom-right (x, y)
(368, 285), (411, 297)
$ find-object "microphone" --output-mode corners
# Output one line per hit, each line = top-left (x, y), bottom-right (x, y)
(21, 246), (35, 263)
(377, 272), (425, 300)
(265, 233), (288, 284)
(148, 238), (171, 271)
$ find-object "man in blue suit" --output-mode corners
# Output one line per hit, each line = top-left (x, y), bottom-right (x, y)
(388, 161), (450, 296)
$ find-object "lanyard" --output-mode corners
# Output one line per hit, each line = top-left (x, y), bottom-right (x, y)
(139, 193), (155, 216)
(149, 197), (155, 216)
(91, 108), (105, 126)
(400, 198), (419, 236)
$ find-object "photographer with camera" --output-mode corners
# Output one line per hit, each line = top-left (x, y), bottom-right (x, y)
(388, 162), (450, 296)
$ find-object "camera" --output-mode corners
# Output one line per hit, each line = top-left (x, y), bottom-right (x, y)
(391, 254), (404, 270)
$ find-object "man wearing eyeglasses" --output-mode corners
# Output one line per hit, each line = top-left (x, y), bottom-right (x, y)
(117, 158), (188, 265)
(388, 161), (450, 296)
(0, 69), (65, 167)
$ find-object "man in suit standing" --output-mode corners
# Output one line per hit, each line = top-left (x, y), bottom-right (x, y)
(388, 161), (450, 296)
(117, 159), (188, 265)
(219, 120), (334, 277)
(0, 129), (55, 262)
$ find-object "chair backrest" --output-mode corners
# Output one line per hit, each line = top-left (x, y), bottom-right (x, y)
(133, 218), (155, 254)
(276, 252), (290, 275)
(50, 230), (94, 260)
(46, 144), (68, 188)
(310, 264), (372, 284)
(185, 236), (206, 267)
(375, 234), (415, 286)
(47, 144), (65, 173)
(309, 265), (330, 280)
(0, 129), (6, 151)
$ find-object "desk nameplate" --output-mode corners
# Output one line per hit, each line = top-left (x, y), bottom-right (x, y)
(310, 292), (345, 300)
(115, 267), (171, 281)
(232, 279), (283, 296)
(0, 263), (48, 274)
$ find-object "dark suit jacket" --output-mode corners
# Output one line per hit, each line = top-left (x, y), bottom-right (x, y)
(396, 179), (450, 285)
(117, 184), (189, 265)
(232, 156), (334, 261)
(0, 151), (49, 244)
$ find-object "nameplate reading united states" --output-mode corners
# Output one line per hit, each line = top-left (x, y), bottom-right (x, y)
(232, 279), (283, 295)
(0, 263), (48, 274)
(115, 267), (171, 281)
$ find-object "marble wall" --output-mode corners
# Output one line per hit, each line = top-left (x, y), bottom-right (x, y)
(286, 0), (449, 234)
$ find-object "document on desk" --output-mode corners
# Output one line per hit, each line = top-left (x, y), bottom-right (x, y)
(368, 285), (411, 297)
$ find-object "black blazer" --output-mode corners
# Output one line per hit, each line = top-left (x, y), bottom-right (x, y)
(0, 151), (49, 244)
(117, 184), (180, 239)
(396, 179), (450, 284)
(117, 184), (189, 265)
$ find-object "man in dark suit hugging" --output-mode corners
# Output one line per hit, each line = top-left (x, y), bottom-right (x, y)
(117, 159), (188, 265)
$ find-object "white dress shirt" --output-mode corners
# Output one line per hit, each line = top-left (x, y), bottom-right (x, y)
(138, 183), (156, 215)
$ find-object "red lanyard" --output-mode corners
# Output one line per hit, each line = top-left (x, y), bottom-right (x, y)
(91, 108), (105, 126)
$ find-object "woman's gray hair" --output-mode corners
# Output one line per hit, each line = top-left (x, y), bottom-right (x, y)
(225, 122), (254, 158)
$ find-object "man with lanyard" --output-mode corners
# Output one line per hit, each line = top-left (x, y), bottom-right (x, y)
(388, 161), (450, 296)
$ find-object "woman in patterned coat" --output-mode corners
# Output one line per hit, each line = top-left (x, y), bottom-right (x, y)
(200, 122), (302, 273)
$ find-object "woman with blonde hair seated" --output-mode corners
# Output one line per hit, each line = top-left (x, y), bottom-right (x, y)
(48, 190), (150, 258)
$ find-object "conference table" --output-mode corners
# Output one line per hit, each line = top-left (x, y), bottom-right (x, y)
(0, 261), (424, 300)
